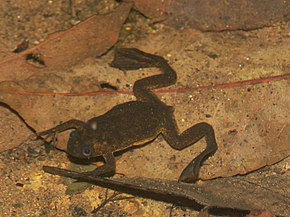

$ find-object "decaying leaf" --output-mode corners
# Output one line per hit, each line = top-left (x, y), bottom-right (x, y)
(0, 2), (132, 82)
(0, 2), (132, 151)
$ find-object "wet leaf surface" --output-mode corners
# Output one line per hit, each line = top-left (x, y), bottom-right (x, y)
(133, 0), (290, 31)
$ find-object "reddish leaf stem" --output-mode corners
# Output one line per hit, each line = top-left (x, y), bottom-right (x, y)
(0, 74), (289, 97)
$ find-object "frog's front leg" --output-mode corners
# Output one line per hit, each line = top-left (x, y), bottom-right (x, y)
(38, 119), (85, 137)
(69, 152), (116, 179)
(162, 119), (218, 183)
(37, 119), (85, 148)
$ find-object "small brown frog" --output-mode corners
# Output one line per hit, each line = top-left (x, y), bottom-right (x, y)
(39, 48), (218, 182)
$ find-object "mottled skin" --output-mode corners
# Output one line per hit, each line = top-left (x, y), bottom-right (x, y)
(39, 48), (218, 182)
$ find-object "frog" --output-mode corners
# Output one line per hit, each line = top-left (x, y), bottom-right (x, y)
(38, 48), (218, 183)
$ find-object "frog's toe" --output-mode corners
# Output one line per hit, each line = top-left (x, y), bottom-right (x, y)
(178, 165), (199, 183)
(178, 172), (198, 183)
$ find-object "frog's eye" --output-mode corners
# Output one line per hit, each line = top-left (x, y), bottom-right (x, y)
(82, 144), (91, 157)
(70, 131), (76, 138)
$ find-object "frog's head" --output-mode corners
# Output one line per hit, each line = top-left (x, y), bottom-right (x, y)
(66, 121), (101, 159)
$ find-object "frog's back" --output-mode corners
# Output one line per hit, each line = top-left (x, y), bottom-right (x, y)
(104, 101), (166, 118)
(89, 101), (171, 152)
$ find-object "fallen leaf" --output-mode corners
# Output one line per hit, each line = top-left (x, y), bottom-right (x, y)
(0, 3), (133, 151)
(0, 2), (132, 82)
(133, 0), (290, 31)
(43, 166), (290, 216)
(132, 0), (170, 20)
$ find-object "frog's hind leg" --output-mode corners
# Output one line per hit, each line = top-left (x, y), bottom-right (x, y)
(111, 48), (177, 103)
(161, 118), (218, 183)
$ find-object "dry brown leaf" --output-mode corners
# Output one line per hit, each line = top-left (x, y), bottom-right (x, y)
(0, 2), (132, 82)
(0, 3), (133, 151)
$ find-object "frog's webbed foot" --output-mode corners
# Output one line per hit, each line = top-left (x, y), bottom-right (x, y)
(110, 48), (164, 70)
(111, 48), (177, 104)
(178, 157), (202, 183)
